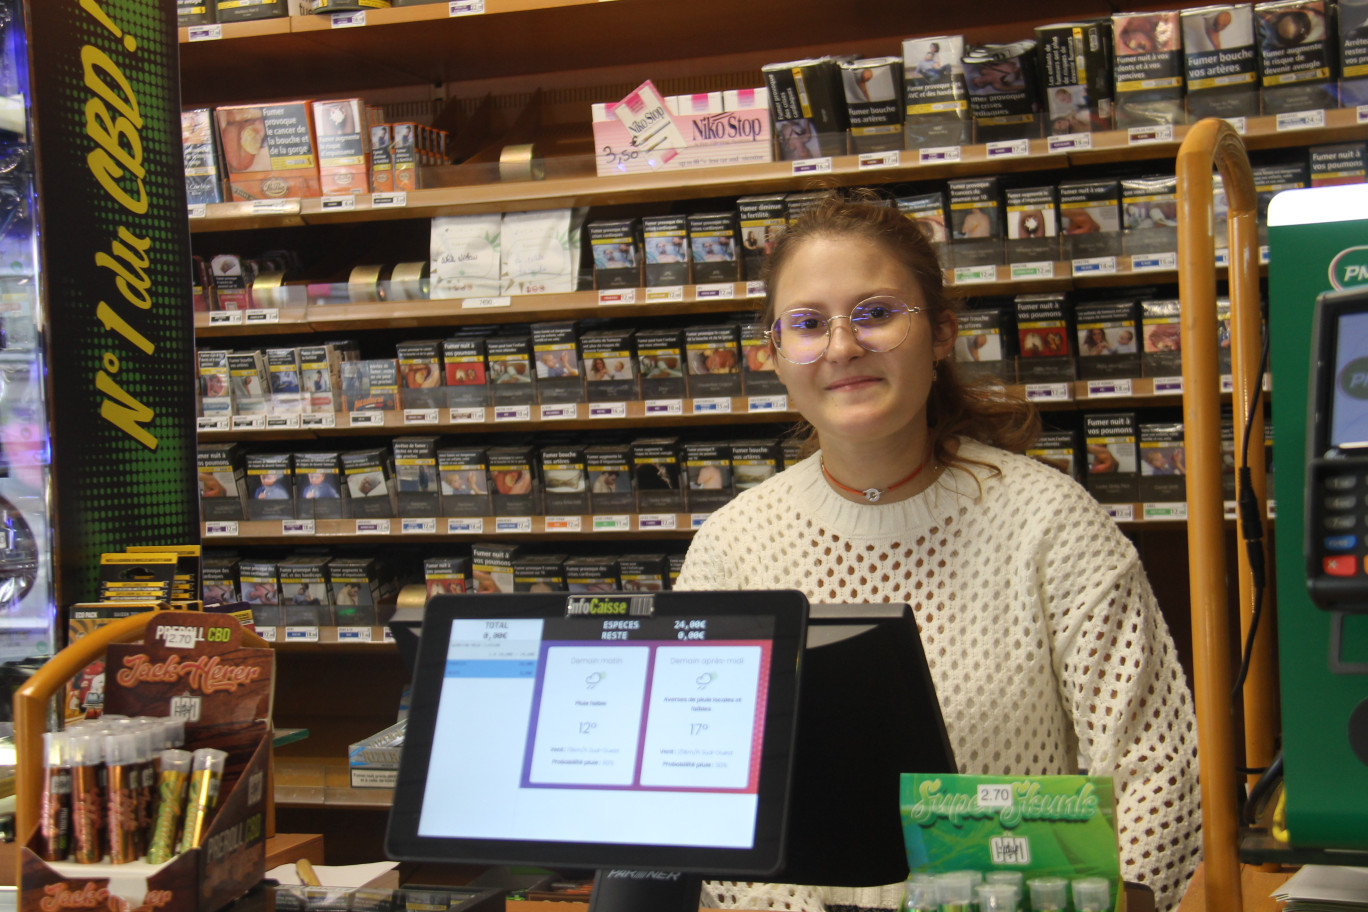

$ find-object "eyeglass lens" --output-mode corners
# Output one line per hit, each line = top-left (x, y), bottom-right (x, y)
(771, 297), (912, 364)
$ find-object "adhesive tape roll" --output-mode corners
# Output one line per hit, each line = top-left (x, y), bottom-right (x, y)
(348, 265), (384, 303)
(499, 143), (545, 182)
(397, 583), (428, 612)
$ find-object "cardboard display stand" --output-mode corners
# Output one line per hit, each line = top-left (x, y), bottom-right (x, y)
(16, 613), (273, 912)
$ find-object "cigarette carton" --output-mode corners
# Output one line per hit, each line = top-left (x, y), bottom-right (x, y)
(531, 321), (585, 404)
(588, 219), (642, 289)
(839, 56), (905, 153)
(642, 214), (691, 286)
(1182, 4), (1260, 121)
(1121, 175), (1179, 257)
(1075, 299), (1142, 379)
(396, 339), (445, 410)
(1059, 178), (1123, 260)
(631, 437), (684, 513)
(471, 542), (524, 594)
(1085, 411), (1141, 502)
(183, 109), (224, 204)
(736, 195), (786, 281)
(687, 212), (741, 284)
(486, 334), (537, 404)
(635, 327), (687, 400)
(730, 439), (782, 493)
(683, 441), (734, 513)
(963, 41), (1042, 142)
(1015, 293), (1076, 383)
(311, 98), (369, 196)
(741, 323), (785, 396)
(1256, 0), (1337, 113)
(425, 557), (471, 598)
(1028, 428), (1083, 480)
(1112, 10), (1186, 127)
(1004, 185), (1059, 265)
(895, 190), (950, 265)
(341, 448), (397, 518)
(581, 328), (639, 402)
(246, 453), (295, 520)
(541, 445), (590, 515)
(438, 447), (491, 517)
(1139, 421), (1187, 502)
(902, 35), (972, 149)
(198, 443), (248, 521)
(763, 58), (848, 159)
(955, 305), (1015, 384)
(564, 556), (620, 593)
(685, 324), (742, 398)
(586, 444), (636, 514)
(618, 553), (667, 592)
(487, 445), (542, 517)
(1036, 20), (1116, 134)
(215, 102), (321, 201)
(393, 436), (442, 517)
(1141, 298), (1183, 379)
(443, 335), (490, 409)
(294, 451), (347, 520)
(513, 554), (568, 593)
(948, 178), (1003, 268)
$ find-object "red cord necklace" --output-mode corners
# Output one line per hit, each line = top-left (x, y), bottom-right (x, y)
(821, 455), (929, 504)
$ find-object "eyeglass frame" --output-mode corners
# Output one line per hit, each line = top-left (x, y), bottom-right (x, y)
(763, 295), (922, 365)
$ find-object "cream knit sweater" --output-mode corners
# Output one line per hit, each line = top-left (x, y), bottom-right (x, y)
(678, 440), (1201, 912)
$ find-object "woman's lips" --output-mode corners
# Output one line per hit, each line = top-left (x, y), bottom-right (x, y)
(825, 375), (881, 392)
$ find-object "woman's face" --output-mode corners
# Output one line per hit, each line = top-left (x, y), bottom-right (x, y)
(770, 235), (955, 452)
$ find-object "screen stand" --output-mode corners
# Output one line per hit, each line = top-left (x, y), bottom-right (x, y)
(588, 869), (703, 912)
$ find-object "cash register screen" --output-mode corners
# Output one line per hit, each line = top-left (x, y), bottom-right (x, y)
(386, 591), (806, 876)
(1329, 308), (1368, 449)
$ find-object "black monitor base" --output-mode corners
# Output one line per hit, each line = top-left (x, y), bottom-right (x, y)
(588, 869), (703, 912)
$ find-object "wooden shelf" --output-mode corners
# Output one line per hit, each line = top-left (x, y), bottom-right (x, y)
(205, 513), (702, 542)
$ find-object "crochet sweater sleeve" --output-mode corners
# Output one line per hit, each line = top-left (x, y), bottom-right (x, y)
(677, 442), (1201, 912)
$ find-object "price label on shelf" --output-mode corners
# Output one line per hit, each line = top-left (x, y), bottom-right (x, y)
(1259, 245), (1270, 265)
(188, 204), (207, 220)
(1226, 117), (1247, 134)
(370, 192), (407, 209)
(449, 0), (485, 14)
(695, 283), (736, 300)
(462, 296), (511, 310)
(266, 414), (301, 430)
(545, 516), (583, 532)
(638, 514), (678, 531)
(1024, 383), (1072, 402)
(300, 412), (337, 429)
(1086, 379), (1133, 398)
(1143, 503), (1188, 521)
(593, 515), (631, 532)
(691, 397), (732, 414)
(403, 409), (440, 425)
(208, 311), (243, 325)
(282, 519), (316, 536)
(645, 286), (685, 303)
(1009, 262), (1055, 280)
(204, 521), (238, 537)
(187, 24), (222, 41)
(1215, 249), (1230, 268)
(349, 411), (387, 427)
(401, 519), (438, 534)
(589, 402), (628, 419)
(251, 198), (300, 215)
(792, 157), (833, 174)
(230, 415), (266, 431)
(918, 146), (960, 164)
(285, 627), (321, 642)
(978, 784), (1014, 809)
(953, 265), (998, 285)
(644, 399), (684, 417)
(859, 150), (901, 170)
(539, 404), (578, 421)
(197, 417), (230, 432)
(320, 195), (357, 212)
(1131, 252), (1177, 272)
(493, 405), (531, 422)
(985, 140), (1029, 159)
(355, 519), (391, 534)
(1276, 109), (1324, 131)
(447, 518), (484, 534)
(1153, 377), (1184, 394)
(1071, 256), (1117, 276)
(1128, 124), (1174, 145)
(257, 628), (277, 643)
(747, 395), (788, 412)
(337, 627), (374, 643)
(1047, 133), (1092, 152)
(331, 10), (365, 27)
(1104, 504), (1135, 523)
(598, 289), (636, 306)
(164, 627), (198, 649)
(690, 514), (712, 529)
(1221, 375), (1235, 393)
(745, 280), (766, 298)
(244, 309), (280, 324)
(449, 407), (486, 423)
(495, 516), (534, 533)
(1360, 106), (1368, 124)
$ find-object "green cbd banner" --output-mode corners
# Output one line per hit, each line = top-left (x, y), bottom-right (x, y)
(27, 0), (197, 606)
(1268, 184), (1368, 849)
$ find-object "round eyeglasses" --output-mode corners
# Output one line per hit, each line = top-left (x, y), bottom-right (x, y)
(765, 296), (919, 365)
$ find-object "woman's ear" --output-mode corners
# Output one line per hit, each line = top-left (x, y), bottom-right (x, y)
(932, 310), (958, 361)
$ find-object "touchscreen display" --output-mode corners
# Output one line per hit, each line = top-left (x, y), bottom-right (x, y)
(416, 614), (775, 850)
(1331, 310), (1368, 448)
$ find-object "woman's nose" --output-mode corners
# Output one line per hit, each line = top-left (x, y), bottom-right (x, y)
(824, 315), (864, 361)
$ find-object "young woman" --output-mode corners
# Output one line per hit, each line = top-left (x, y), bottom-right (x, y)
(678, 198), (1200, 912)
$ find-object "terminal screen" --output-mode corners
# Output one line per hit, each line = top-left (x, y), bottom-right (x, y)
(1331, 310), (1368, 449)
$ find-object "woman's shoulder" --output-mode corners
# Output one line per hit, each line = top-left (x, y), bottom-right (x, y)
(955, 439), (1107, 512)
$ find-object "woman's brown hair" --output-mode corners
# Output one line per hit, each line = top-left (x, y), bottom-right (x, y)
(760, 194), (1040, 470)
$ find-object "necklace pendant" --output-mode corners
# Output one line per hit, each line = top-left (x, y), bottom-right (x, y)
(863, 487), (883, 503)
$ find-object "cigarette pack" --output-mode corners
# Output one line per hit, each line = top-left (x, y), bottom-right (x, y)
(1028, 428), (1083, 480)
(1252, 161), (1308, 245)
(487, 445), (542, 517)
(617, 553), (667, 592)
(1085, 411), (1141, 503)
(736, 195), (786, 281)
(276, 557), (328, 627)
(1139, 421), (1187, 502)
(741, 323), (785, 396)
(345, 359), (397, 411)
(1256, 0), (1337, 113)
(227, 350), (269, 412)
(425, 557), (471, 598)
(1074, 299), (1142, 379)
(688, 212), (741, 284)
(198, 349), (232, 416)
(632, 437), (684, 513)
(328, 557), (383, 623)
(586, 445), (636, 514)
(240, 559), (280, 616)
(179, 0), (216, 24)
(955, 305), (1015, 384)
(183, 109), (225, 204)
(369, 124), (393, 192)
(396, 339), (445, 409)
(581, 328), (639, 402)
(763, 58), (848, 159)
(902, 35), (972, 149)
(1309, 142), (1368, 186)
(683, 441), (734, 514)
(1035, 20), (1116, 134)
(246, 452), (295, 520)
(963, 40), (1042, 142)
(294, 451), (347, 519)
(531, 321), (585, 404)
(839, 56), (905, 153)
(564, 556), (620, 593)
(588, 219), (642, 289)
(486, 333), (537, 404)
(947, 178), (1004, 268)
(210, 254), (253, 311)
(215, 0), (287, 20)
(1004, 185), (1060, 265)
(299, 344), (343, 413)
(669, 553), (686, 589)
(730, 439), (782, 493)
(311, 98), (370, 196)
(393, 436), (442, 517)
(541, 445), (590, 515)
(1181, 4), (1260, 121)
(265, 347), (304, 414)
(341, 448), (397, 518)
(1015, 292), (1077, 383)
(471, 543), (524, 594)
(390, 122), (419, 191)
(202, 555), (241, 605)
(1339, 0), (1368, 106)
(198, 443), (248, 521)
(1059, 178), (1123, 260)
(1121, 175), (1179, 257)
(1112, 10), (1186, 128)
(685, 324), (742, 398)
(513, 554), (568, 593)
(635, 327), (687, 400)
(1141, 298), (1183, 379)
(438, 334), (489, 411)
(215, 102), (321, 200)
(642, 214), (691, 287)
(438, 447), (491, 517)
(895, 190), (950, 265)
